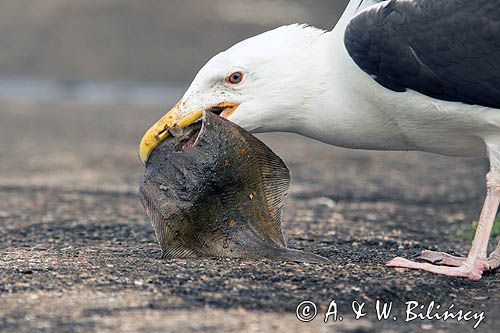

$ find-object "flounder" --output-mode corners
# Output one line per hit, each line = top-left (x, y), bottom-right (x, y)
(139, 111), (329, 264)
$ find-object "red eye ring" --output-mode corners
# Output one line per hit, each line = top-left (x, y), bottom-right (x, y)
(225, 71), (244, 84)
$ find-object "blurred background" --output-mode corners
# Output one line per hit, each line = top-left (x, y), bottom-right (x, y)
(0, 0), (486, 200)
(0, 0), (346, 83)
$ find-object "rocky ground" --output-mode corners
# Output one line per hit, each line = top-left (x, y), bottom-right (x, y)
(0, 99), (498, 332)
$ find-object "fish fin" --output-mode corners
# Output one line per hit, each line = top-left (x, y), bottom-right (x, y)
(247, 239), (331, 264)
(160, 243), (202, 260)
(244, 134), (291, 246)
(139, 186), (203, 259)
(274, 248), (331, 264)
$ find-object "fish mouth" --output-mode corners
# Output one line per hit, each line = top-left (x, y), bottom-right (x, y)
(146, 111), (206, 161)
(174, 119), (203, 152)
(139, 102), (240, 165)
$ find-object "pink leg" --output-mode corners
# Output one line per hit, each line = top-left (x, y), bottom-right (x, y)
(486, 240), (500, 271)
(415, 250), (465, 267)
(415, 240), (499, 271)
(388, 162), (500, 280)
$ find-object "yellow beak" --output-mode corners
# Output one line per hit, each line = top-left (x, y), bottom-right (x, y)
(139, 101), (239, 165)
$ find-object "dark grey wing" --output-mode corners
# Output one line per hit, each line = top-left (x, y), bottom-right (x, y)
(344, 0), (500, 108)
(354, 0), (386, 13)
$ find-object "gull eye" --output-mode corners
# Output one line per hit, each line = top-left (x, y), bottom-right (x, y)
(226, 71), (243, 85)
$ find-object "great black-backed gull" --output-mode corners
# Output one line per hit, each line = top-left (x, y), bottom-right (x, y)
(139, 0), (500, 280)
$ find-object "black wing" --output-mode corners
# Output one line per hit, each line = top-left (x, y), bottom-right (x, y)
(344, 0), (500, 108)
(354, 0), (385, 13)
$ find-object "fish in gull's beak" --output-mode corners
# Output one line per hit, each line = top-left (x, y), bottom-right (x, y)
(139, 101), (240, 165)
(139, 110), (330, 264)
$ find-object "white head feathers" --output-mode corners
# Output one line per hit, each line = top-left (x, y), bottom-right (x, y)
(178, 24), (329, 133)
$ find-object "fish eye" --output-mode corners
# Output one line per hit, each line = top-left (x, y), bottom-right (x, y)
(226, 71), (244, 85)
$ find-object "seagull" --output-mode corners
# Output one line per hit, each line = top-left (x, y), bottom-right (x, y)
(139, 0), (500, 280)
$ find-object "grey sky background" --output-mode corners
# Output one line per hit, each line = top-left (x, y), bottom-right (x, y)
(0, 0), (349, 83)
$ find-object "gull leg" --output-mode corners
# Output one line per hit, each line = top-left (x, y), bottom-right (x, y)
(486, 240), (500, 271)
(414, 240), (499, 271)
(414, 250), (465, 267)
(387, 145), (500, 280)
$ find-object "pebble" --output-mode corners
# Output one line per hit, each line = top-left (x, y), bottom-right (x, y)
(32, 244), (47, 251)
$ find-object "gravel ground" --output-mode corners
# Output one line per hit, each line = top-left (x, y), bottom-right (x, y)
(0, 100), (498, 332)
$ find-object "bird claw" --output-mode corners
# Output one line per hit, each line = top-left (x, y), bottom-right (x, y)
(413, 248), (500, 272)
(485, 248), (500, 272)
(387, 256), (485, 280)
(414, 250), (465, 267)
